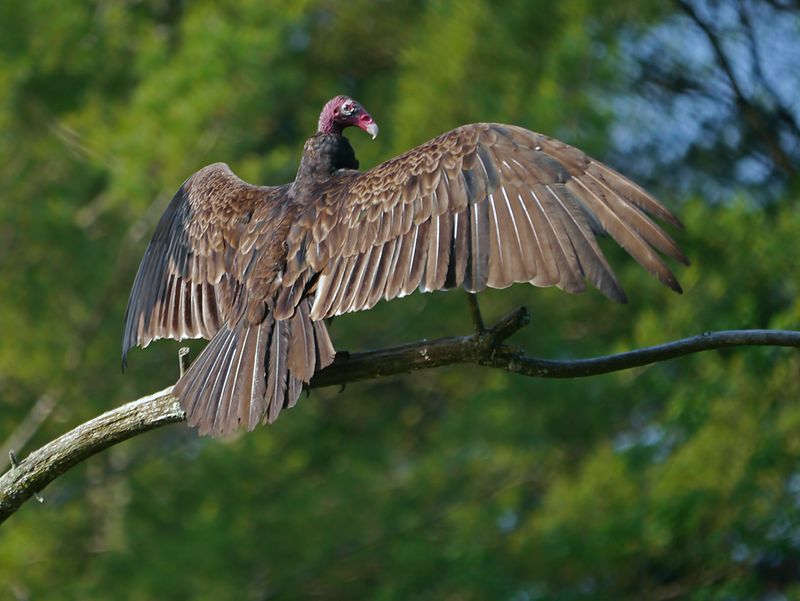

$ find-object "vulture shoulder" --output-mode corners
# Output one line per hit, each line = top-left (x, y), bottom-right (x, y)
(122, 162), (286, 365)
(283, 123), (688, 321)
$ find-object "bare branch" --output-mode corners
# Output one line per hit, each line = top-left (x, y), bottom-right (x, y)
(1, 307), (798, 525)
(736, 0), (800, 140)
(0, 388), (184, 525)
(674, 0), (798, 175)
(484, 329), (800, 377)
(674, 0), (746, 101)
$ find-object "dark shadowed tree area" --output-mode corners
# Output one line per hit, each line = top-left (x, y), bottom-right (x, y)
(1, 0), (799, 598)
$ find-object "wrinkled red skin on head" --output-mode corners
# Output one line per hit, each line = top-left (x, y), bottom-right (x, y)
(317, 95), (376, 136)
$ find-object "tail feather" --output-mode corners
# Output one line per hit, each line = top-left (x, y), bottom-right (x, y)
(192, 325), (238, 434)
(174, 298), (334, 436)
(208, 330), (239, 433)
(313, 318), (336, 369)
(288, 299), (316, 382)
(287, 376), (303, 410)
(180, 326), (229, 428)
(231, 318), (265, 430)
(286, 300), (314, 410)
(265, 319), (290, 425)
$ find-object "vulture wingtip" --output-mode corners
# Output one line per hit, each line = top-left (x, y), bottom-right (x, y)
(602, 282), (628, 305)
(664, 275), (684, 295)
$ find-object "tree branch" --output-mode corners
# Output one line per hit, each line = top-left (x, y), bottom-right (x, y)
(674, 0), (798, 175)
(1, 305), (798, 525)
(483, 328), (800, 377)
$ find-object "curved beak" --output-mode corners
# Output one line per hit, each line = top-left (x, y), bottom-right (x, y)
(354, 108), (379, 140)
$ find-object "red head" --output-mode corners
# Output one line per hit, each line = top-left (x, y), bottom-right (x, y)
(317, 95), (379, 139)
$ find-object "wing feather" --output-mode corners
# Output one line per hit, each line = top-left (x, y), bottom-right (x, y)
(287, 123), (686, 321)
(122, 162), (284, 365)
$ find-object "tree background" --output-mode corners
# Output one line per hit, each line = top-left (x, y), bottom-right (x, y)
(1, 0), (800, 598)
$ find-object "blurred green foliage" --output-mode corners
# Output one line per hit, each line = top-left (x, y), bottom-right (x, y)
(1, 1), (799, 599)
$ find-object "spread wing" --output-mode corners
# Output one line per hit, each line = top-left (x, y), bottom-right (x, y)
(283, 123), (688, 321)
(122, 162), (282, 365)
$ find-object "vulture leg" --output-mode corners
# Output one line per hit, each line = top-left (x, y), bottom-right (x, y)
(465, 292), (486, 334)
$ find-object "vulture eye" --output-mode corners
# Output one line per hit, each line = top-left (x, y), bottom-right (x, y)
(340, 102), (356, 116)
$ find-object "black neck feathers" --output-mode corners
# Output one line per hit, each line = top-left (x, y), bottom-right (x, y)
(294, 133), (359, 187)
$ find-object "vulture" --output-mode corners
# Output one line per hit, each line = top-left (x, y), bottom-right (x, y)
(123, 95), (687, 437)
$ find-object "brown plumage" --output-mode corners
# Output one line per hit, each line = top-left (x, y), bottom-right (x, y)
(123, 95), (688, 436)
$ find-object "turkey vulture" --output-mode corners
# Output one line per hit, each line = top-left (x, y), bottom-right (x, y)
(123, 95), (687, 436)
